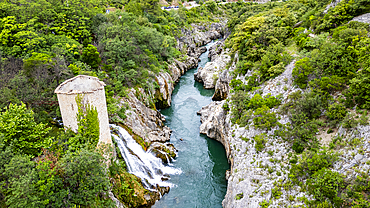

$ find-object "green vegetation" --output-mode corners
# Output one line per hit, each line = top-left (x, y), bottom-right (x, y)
(0, 103), (51, 156)
(0, 103), (113, 207)
(230, 92), (281, 129)
(0, 0), (225, 125)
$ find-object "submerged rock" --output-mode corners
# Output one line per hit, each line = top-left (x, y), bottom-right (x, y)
(148, 142), (178, 164)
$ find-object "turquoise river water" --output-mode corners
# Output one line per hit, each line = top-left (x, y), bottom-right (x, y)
(153, 42), (230, 208)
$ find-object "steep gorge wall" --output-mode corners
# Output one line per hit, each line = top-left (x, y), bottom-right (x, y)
(197, 14), (370, 208)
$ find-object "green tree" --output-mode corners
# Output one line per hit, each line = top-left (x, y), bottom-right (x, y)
(0, 103), (52, 156)
(58, 149), (112, 207)
(307, 168), (344, 207)
(82, 44), (101, 70)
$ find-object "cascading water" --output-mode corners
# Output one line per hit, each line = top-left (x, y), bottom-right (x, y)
(110, 124), (181, 191)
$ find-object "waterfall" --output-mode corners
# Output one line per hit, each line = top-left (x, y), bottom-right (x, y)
(110, 124), (181, 190)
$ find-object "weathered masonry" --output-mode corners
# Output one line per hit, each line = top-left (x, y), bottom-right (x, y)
(54, 75), (112, 145)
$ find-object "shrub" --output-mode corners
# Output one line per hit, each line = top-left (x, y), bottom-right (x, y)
(309, 76), (346, 94)
(0, 103), (52, 156)
(326, 103), (347, 121)
(348, 67), (370, 109)
(254, 133), (267, 152)
(259, 43), (292, 80)
(230, 79), (245, 91)
(272, 186), (282, 199)
(235, 193), (244, 200)
(292, 57), (314, 89)
(253, 106), (279, 130)
(307, 168), (344, 207)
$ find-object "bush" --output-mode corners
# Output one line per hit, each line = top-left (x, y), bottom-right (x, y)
(307, 168), (344, 207)
(259, 43), (292, 80)
(253, 106), (279, 130)
(326, 103), (347, 121)
(292, 57), (313, 89)
(0, 103), (52, 156)
(309, 76), (345, 94)
(230, 79), (245, 91)
(254, 133), (267, 152)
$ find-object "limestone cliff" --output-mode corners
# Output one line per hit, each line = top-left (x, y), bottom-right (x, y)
(198, 57), (370, 207)
(212, 53), (238, 101)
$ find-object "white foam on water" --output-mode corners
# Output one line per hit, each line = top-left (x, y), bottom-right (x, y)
(110, 124), (182, 190)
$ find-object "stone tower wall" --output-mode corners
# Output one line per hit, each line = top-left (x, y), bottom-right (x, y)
(55, 75), (112, 146)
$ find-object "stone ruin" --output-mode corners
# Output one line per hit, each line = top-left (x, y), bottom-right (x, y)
(54, 75), (112, 146)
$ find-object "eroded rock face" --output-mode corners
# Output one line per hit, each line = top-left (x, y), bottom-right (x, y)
(177, 21), (227, 53)
(213, 53), (238, 101)
(199, 57), (370, 207)
(155, 72), (174, 109)
(118, 89), (171, 144)
(194, 49), (231, 89)
(198, 60), (310, 208)
(155, 22), (228, 108)
(197, 100), (231, 160)
(208, 40), (225, 61)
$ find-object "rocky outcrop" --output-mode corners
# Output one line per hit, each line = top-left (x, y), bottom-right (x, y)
(212, 53), (238, 101)
(194, 49), (231, 89)
(208, 40), (225, 61)
(155, 72), (174, 109)
(351, 13), (370, 24)
(199, 56), (370, 207)
(148, 142), (177, 164)
(177, 21), (228, 56)
(117, 89), (172, 144)
(197, 100), (232, 161)
(155, 56), (201, 108)
(198, 61), (308, 208)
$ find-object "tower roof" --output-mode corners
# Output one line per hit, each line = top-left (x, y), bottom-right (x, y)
(54, 75), (106, 95)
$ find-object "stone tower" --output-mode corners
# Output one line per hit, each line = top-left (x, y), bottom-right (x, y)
(54, 75), (112, 145)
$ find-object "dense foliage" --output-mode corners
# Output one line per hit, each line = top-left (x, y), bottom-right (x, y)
(0, 103), (114, 207)
(0, 0), (222, 124)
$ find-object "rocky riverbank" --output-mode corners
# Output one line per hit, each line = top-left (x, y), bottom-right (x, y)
(197, 26), (370, 208)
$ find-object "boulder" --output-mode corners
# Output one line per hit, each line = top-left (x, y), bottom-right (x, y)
(148, 142), (177, 164)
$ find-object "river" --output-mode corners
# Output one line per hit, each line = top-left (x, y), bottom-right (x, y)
(153, 41), (230, 208)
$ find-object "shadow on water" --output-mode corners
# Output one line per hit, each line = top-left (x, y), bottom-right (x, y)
(154, 41), (229, 208)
